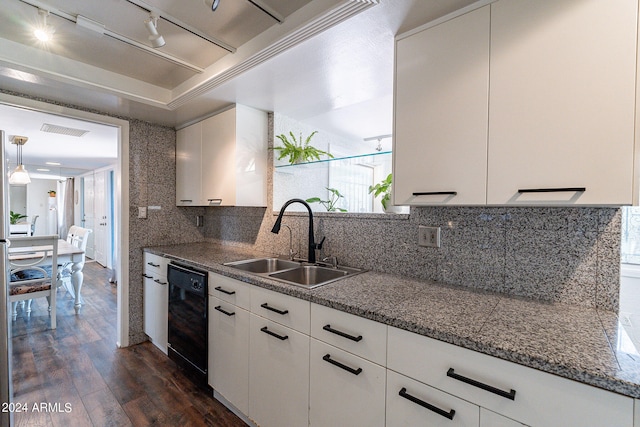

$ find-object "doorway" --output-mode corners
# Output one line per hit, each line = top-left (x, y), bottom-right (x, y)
(0, 93), (131, 399)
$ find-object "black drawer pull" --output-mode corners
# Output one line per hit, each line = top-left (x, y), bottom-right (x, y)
(153, 279), (167, 285)
(447, 368), (516, 400)
(142, 273), (152, 279)
(260, 326), (288, 341)
(179, 199), (193, 202)
(412, 191), (457, 196)
(518, 187), (585, 194)
(323, 324), (363, 342)
(215, 286), (236, 295)
(260, 303), (288, 315)
(322, 354), (362, 376)
(399, 387), (455, 420)
(147, 262), (160, 267)
(214, 305), (235, 316)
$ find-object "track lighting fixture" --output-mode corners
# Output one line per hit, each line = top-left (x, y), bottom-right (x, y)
(9, 136), (31, 185)
(34, 9), (55, 42)
(204, 0), (220, 11)
(144, 14), (165, 48)
(363, 134), (392, 152)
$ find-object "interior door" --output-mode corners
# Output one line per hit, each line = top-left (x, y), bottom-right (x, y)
(82, 173), (96, 259)
(93, 170), (109, 267)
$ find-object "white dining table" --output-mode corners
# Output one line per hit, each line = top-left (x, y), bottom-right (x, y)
(8, 239), (87, 313)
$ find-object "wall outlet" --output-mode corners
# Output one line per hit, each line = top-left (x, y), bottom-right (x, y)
(419, 226), (441, 248)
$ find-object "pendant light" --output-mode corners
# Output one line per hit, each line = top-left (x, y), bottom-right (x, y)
(9, 136), (31, 185)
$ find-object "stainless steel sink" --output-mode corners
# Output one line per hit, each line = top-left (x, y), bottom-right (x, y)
(224, 258), (301, 274)
(223, 257), (365, 288)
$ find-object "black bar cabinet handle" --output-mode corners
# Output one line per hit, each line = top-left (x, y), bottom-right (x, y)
(261, 303), (288, 315)
(260, 326), (288, 341)
(398, 387), (455, 420)
(413, 191), (457, 196)
(322, 354), (362, 375)
(215, 286), (236, 295)
(446, 368), (516, 400)
(323, 324), (363, 342)
(517, 187), (585, 193)
(153, 279), (167, 285)
(142, 273), (152, 279)
(147, 262), (160, 267)
(214, 305), (235, 316)
(180, 199), (193, 202)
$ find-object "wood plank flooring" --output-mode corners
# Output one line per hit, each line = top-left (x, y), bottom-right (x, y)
(10, 261), (247, 427)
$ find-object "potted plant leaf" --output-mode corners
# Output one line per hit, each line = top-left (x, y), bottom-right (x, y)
(368, 173), (402, 213)
(10, 211), (27, 225)
(306, 187), (347, 212)
(273, 131), (334, 165)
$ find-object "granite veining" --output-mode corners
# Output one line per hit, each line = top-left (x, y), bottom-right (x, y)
(147, 241), (640, 399)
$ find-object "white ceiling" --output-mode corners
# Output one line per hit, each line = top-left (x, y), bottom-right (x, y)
(0, 0), (478, 176)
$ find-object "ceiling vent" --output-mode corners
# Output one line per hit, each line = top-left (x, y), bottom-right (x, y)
(40, 123), (90, 137)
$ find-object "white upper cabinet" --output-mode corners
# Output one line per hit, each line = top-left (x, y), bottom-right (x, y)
(394, 0), (638, 206)
(394, 5), (490, 205)
(176, 104), (268, 207)
(487, 0), (637, 205)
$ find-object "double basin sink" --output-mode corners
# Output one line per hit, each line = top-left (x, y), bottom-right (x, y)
(224, 257), (365, 289)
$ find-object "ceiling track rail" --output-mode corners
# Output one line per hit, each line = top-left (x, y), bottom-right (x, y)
(247, 0), (284, 23)
(18, 0), (205, 73)
(168, 1), (376, 109)
(124, 0), (236, 53)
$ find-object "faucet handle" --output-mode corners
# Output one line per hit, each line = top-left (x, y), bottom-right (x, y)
(322, 256), (338, 268)
(314, 236), (326, 250)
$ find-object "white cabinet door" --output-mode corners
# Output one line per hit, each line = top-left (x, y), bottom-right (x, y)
(142, 270), (168, 354)
(309, 339), (385, 427)
(248, 314), (309, 427)
(176, 121), (202, 206)
(394, 6), (490, 205)
(487, 0), (637, 205)
(208, 296), (249, 415)
(480, 409), (528, 427)
(201, 108), (237, 206)
(387, 370), (480, 427)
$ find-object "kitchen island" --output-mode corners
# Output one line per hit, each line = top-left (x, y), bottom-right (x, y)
(146, 241), (640, 425)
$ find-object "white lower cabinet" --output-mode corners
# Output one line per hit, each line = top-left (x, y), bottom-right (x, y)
(387, 369), (479, 427)
(480, 408), (527, 427)
(143, 253), (168, 354)
(248, 314), (310, 427)
(388, 326), (633, 427)
(309, 338), (385, 427)
(208, 296), (249, 415)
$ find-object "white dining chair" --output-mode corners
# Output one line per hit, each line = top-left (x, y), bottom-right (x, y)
(58, 225), (92, 300)
(9, 235), (60, 329)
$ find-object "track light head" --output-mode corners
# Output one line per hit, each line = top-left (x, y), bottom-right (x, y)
(34, 9), (55, 42)
(204, 0), (220, 11)
(144, 14), (165, 48)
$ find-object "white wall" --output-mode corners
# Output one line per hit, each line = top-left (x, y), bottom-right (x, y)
(26, 178), (59, 235)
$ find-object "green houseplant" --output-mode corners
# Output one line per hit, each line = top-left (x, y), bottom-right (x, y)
(273, 131), (333, 165)
(306, 188), (347, 212)
(368, 173), (393, 211)
(10, 211), (27, 225)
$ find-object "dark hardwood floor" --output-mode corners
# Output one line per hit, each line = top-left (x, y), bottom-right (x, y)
(10, 261), (247, 427)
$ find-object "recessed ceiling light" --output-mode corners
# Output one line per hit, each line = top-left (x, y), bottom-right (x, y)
(41, 123), (89, 137)
(45, 162), (61, 166)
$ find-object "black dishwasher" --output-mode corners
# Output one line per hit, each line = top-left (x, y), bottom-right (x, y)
(167, 262), (208, 389)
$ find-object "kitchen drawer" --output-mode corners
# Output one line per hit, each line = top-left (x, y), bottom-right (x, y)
(309, 338), (385, 427)
(310, 303), (387, 365)
(388, 326), (633, 427)
(143, 252), (168, 277)
(250, 286), (310, 334)
(480, 408), (528, 427)
(387, 369), (480, 427)
(208, 272), (250, 310)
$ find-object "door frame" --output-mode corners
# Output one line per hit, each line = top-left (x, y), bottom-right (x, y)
(0, 92), (131, 348)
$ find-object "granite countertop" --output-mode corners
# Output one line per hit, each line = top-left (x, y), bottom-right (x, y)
(146, 241), (640, 399)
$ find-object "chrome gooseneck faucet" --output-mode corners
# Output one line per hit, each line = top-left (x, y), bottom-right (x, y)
(271, 198), (324, 263)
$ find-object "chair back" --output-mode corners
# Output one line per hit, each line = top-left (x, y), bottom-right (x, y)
(66, 226), (92, 251)
(9, 235), (59, 289)
(30, 215), (39, 236)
